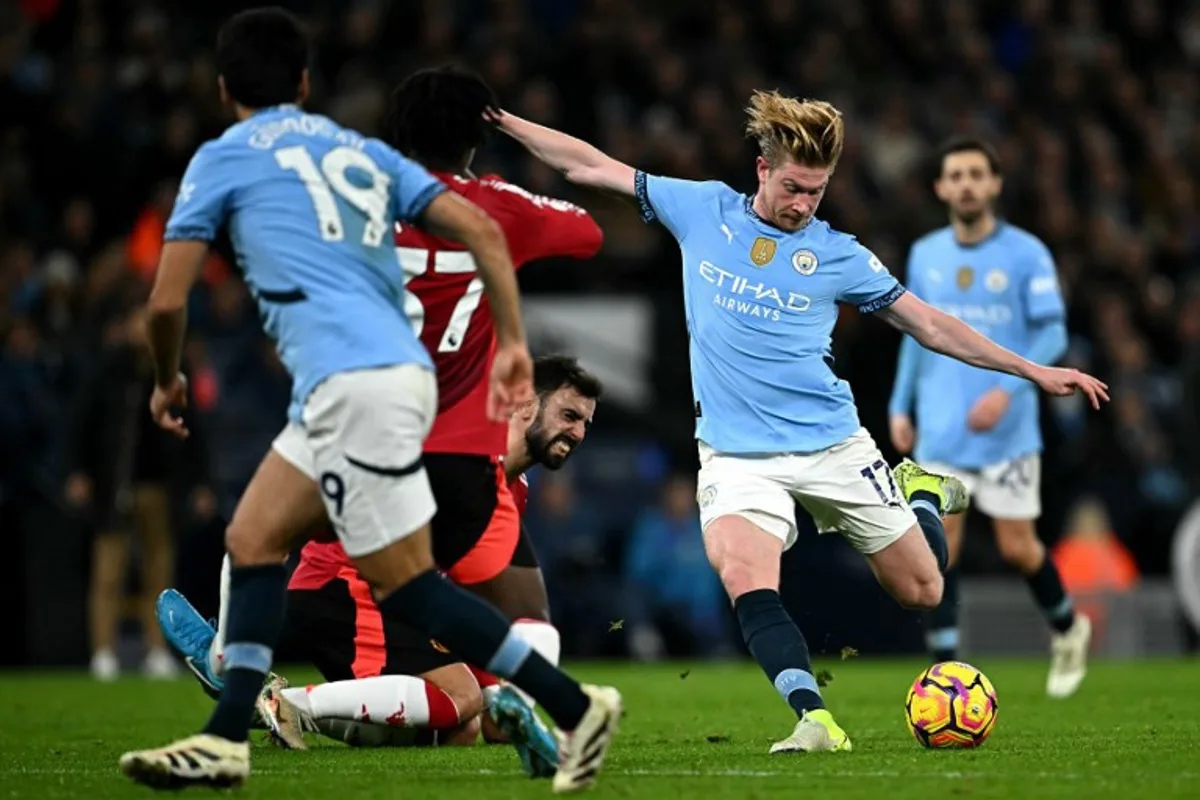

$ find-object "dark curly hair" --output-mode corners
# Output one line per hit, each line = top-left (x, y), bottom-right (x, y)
(390, 65), (498, 169)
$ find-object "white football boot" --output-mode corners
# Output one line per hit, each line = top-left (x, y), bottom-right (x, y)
(1046, 612), (1092, 698)
(119, 733), (249, 789)
(769, 709), (852, 753)
(552, 685), (622, 794)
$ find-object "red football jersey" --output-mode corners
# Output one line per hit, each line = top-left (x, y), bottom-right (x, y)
(294, 176), (600, 586)
(509, 473), (529, 519)
(288, 538), (348, 591)
(398, 173), (603, 456)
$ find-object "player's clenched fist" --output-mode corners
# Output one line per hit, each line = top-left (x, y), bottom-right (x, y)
(488, 341), (534, 422)
(966, 387), (1011, 432)
(150, 372), (190, 439)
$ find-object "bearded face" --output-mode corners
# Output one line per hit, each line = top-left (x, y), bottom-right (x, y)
(524, 386), (596, 469)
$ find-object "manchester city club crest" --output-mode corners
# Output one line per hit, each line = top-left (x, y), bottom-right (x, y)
(750, 237), (777, 267)
(791, 249), (819, 275)
(698, 485), (718, 509)
(956, 266), (974, 290)
(985, 268), (1008, 293)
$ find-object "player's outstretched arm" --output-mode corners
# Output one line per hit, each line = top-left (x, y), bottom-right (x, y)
(418, 191), (533, 418)
(145, 240), (209, 438)
(485, 109), (636, 196)
(876, 292), (1110, 409)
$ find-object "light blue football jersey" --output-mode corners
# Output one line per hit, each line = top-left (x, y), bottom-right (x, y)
(636, 172), (904, 454)
(894, 223), (1066, 468)
(165, 105), (443, 422)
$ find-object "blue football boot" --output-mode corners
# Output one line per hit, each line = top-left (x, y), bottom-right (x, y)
(156, 589), (223, 700)
(487, 685), (559, 778)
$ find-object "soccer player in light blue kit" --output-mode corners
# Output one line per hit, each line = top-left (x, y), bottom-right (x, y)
(889, 137), (1091, 698)
(490, 91), (1108, 751)
(118, 9), (620, 793)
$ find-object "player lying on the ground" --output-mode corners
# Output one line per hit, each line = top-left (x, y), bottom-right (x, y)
(487, 90), (1109, 755)
(889, 136), (1091, 697)
(159, 356), (602, 765)
(120, 10), (620, 794)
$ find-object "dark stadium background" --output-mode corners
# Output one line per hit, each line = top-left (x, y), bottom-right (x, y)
(1, 0), (1197, 668)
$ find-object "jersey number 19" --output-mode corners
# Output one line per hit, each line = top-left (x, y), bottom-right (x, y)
(276, 145), (390, 247)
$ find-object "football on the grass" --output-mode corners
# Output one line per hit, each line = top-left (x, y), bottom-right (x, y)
(905, 661), (998, 749)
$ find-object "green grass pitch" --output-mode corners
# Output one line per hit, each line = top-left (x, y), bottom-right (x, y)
(2, 658), (1198, 798)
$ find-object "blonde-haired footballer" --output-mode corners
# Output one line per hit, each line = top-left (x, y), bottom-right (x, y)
(486, 90), (1110, 751)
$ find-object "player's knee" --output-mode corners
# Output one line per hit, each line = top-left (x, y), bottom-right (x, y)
(449, 685), (483, 724)
(705, 535), (769, 597)
(224, 521), (286, 566)
(895, 571), (943, 611)
(223, 522), (254, 562)
(888, 568), (940, 614)
(703, 519), (782, 599)
(439, 678), (484, 724)
(917, 573), (945, 610)
(441, 714), (482, 746)
(995, 525), (1042, 571)
(995, 535), (1025, 565)
(714, 554), (775, 600)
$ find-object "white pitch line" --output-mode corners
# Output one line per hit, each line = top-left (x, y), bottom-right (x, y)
(11, 767), (1198, 782)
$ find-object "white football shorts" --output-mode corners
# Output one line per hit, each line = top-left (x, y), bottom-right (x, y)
(922, 452), (1041, 521)
(271, 363), (438, 558)
(696, 428), (918, 555)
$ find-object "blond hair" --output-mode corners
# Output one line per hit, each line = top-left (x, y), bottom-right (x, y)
(745, 90), (844, 170)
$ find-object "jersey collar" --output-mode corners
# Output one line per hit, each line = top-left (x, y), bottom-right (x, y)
(953, 220), (1006, 249)
(251, 103), (302, 117)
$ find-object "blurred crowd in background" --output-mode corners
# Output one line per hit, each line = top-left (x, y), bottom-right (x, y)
(2, 0), (1199, 667)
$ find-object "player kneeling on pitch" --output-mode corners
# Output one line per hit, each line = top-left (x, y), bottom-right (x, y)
(158, 357), (600, 763)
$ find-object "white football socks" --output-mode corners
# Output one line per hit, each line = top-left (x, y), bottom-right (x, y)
(209, 554), (232, 676)
(279, 674), (461, 729)
(507, 619), (561, 707)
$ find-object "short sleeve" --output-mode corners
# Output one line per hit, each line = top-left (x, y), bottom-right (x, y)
(479, 178), (603, 265)
(837, 244), (906, 313)
(635, 172), (714, 240)
(164, 142), (237, 243)
(369, 140), (447, 223)
(1022, 240), (1066, 323)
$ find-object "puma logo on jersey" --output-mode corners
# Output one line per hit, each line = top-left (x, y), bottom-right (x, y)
(720, 224), (734, 244)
